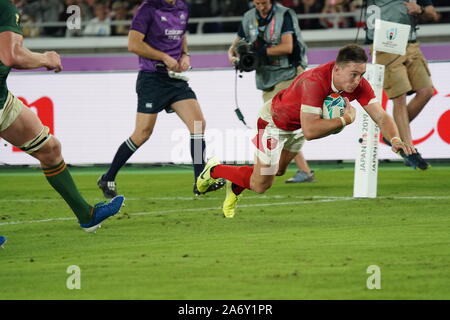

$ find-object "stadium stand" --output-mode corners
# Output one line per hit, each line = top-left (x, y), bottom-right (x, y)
(17, 0), (450, 53)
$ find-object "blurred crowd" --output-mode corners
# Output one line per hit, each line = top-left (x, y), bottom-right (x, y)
(16, 0), (138, 37)
(14, 0), (450, 38)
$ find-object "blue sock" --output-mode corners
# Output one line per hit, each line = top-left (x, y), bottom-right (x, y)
(191, 133), (206, 180)
(103, 138), (139, 181)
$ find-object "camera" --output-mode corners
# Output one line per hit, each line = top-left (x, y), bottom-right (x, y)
(234, 40), (258, 72)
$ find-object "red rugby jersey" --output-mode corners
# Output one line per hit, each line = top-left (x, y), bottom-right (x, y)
(270, 62), (377, 131)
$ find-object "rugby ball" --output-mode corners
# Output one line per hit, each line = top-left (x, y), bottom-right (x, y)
(322, 93), (346, 134)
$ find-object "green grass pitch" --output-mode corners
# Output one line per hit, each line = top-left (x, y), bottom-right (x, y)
(0, 162), (449, 299)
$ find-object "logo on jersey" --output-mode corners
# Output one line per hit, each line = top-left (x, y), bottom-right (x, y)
(161, 16), (168, 22)
(165, 29), (183, 40)
(266, 137), (278, 151)
(16, 14), (20, 26)
(180, 13), (186, 25)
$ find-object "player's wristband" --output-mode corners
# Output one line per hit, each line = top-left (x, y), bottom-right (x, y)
(182, 51), (190, 56)
(339, 116), (347, 128)
(390, 136), (402, 145)
(342, 113), (353, 125)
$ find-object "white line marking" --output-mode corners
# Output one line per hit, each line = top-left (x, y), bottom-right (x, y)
(0, 195), (448, 227)
(0, 217), (74, 226)
(0, 197), (353, 226)
(1, 195), (449, 202)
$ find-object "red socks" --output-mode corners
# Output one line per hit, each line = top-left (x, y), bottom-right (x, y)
(211, 165), (254, 194)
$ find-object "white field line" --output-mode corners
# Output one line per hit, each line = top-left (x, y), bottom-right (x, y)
(1, 195), (450, 202)
(0, 197), (354, 227)
(0, 217), (74, 226)
(0, 195), (449, 227)
(0, 195), (326, 202)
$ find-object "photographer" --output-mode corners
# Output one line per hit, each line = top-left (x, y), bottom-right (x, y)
(228, 0), (314, 183)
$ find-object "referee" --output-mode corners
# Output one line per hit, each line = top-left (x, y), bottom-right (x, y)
(98, 0), (225, 197)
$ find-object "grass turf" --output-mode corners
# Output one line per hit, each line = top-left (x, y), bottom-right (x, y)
(0, 162), (449, 299)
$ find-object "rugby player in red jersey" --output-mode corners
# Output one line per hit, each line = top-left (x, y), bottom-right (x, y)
(197, 44), (413, 218)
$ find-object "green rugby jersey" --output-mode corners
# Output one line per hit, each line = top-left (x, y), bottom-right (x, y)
(0, 0), (23, 109)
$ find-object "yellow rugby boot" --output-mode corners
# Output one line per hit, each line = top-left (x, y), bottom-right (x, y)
(222, 181), (242, 218)
(196, 157), (221, 193)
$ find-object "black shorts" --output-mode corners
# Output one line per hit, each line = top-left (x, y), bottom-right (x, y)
(136, 71), (197, 114)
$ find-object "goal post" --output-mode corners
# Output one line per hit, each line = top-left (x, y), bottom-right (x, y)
(353, 18), (410, 198)
(353, 63), (384, 198)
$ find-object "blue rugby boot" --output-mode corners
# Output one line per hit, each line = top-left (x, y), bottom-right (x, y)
(80, 195), (125, 233)
(0, 236), (7, 248)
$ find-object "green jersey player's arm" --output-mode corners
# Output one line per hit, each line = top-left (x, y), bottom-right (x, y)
(0, 31), (62, 72)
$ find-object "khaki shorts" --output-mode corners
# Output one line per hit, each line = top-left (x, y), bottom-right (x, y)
(0, 92), (24, 132)
(374, 42), (433, 99)
(262, 66), (305, 103)
(252, 99), (305, 165)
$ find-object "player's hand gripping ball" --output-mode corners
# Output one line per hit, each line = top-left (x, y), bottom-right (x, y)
(322, 93), (346, 134)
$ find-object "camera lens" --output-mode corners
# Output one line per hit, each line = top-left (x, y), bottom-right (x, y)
(241, 55), (255, 69)
(235, 41), (258, 72)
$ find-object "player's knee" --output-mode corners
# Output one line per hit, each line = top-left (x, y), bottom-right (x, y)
(275, 168), (286, 176)
(252, 181), (272, 194)
(19, 126), (59, 160)
(44, 137), (61, 156)
(34, 137), (61, 163)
